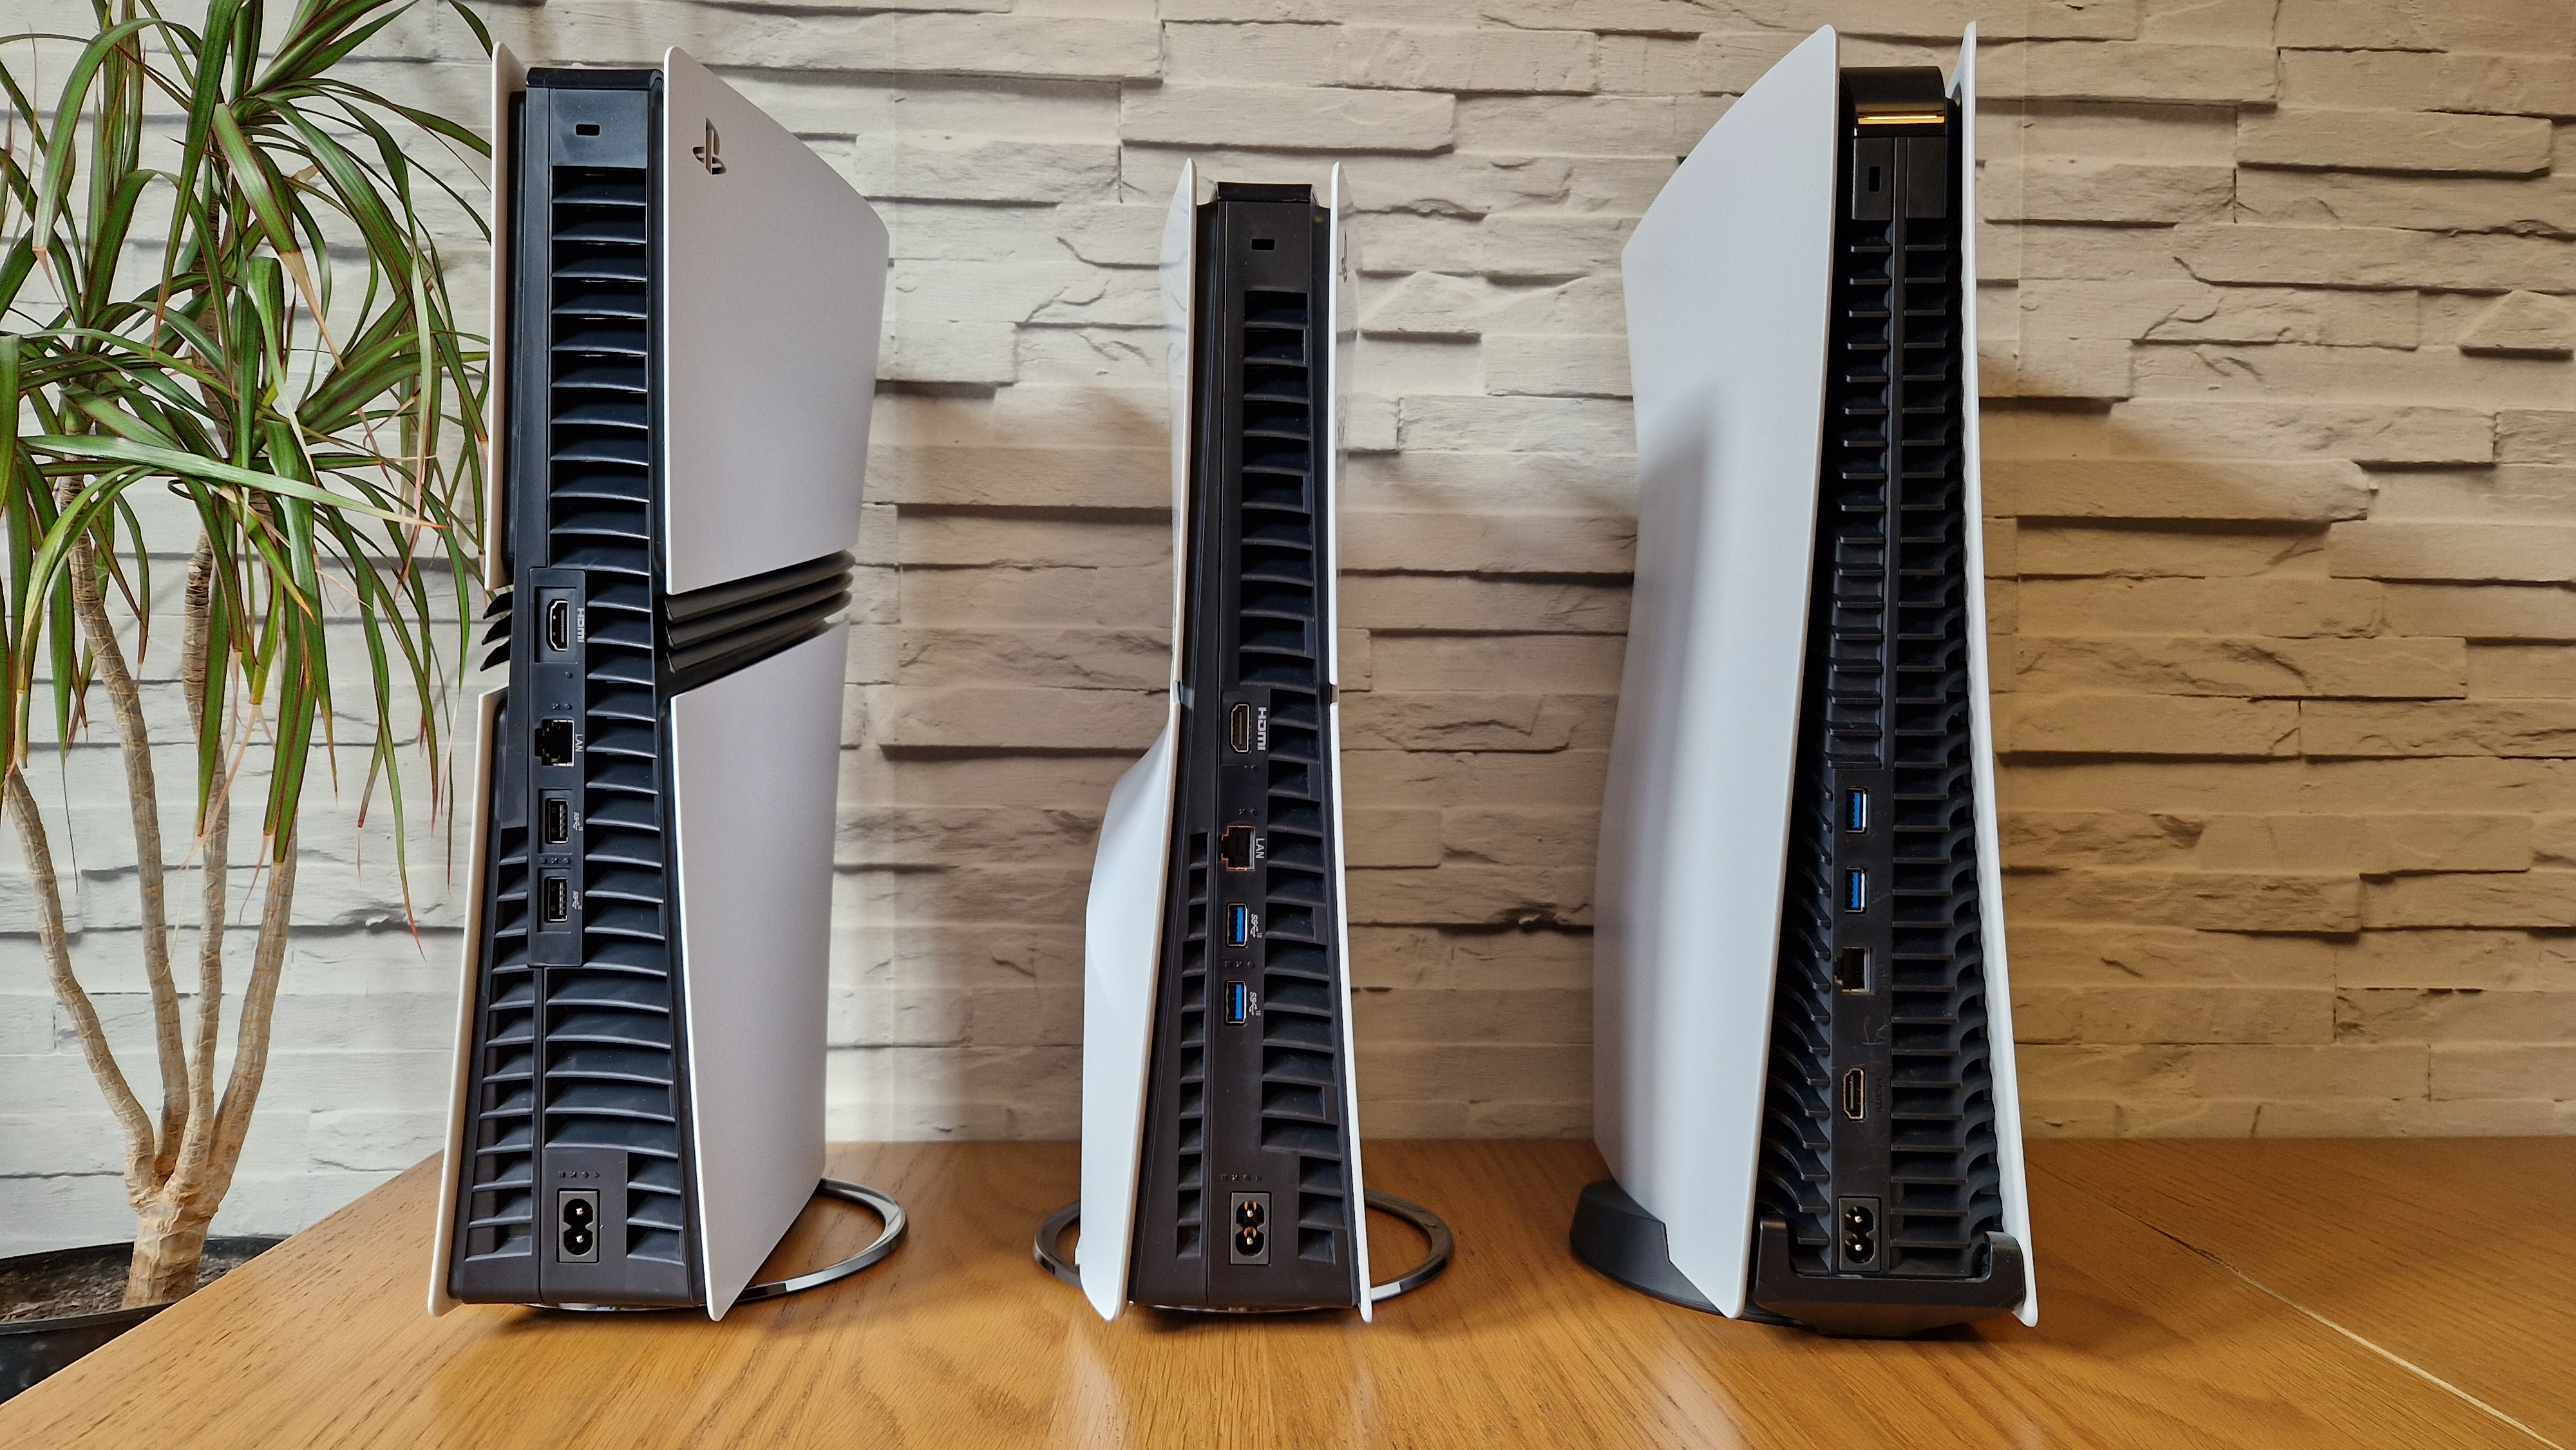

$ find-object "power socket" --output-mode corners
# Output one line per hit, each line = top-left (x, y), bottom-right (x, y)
(557, 1188), (601, 1263)
(1835, 1194), (1880, 1272)
(1227, 1191), (1270, 1265)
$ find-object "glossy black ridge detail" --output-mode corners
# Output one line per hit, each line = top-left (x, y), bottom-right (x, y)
(664, 550), (853, 690)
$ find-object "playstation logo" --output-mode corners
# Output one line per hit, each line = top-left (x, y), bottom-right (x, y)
(693, 120), (725, 174)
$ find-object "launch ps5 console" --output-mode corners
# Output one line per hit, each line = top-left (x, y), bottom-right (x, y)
(1035, 165), (1450, 1320)
(430, 47), (902, 1319)
(1573, 27), (2034, 1338)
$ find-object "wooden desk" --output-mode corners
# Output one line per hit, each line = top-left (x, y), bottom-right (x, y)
(0, 1140), (2553, 1448)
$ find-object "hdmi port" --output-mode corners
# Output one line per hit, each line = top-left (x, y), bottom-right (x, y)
(1229, 702), (1253, 754)
(1841, 1068), (1866, 1121)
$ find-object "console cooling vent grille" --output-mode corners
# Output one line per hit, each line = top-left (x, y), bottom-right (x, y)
(1759, 118), (2002, 1282)
(1235, 286), (1350, 1266)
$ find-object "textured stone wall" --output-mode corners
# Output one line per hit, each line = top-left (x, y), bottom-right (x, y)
(1981, 1), (2576, 1136)
(8, 0), (2574, 1253)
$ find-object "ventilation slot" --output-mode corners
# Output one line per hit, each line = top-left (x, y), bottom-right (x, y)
(462, 762), (535, 1264)
(1175, 831), (1210, 1258)
(1759, 109), (2000, 1283)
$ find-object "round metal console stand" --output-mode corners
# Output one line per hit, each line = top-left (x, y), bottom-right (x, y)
(545, 1178), (906, 1312)
(734, 1178), (908, 1304)
(1032, 1191), (1453, 1306)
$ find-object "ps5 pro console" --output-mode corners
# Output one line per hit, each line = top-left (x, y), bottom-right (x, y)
(1574, 26), (2034, 1337)
(431, 47), (898, 1319)
(1039, 165), (1449, 1320)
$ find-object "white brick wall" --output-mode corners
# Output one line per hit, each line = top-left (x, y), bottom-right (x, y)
(11, 0), (2576, 1254)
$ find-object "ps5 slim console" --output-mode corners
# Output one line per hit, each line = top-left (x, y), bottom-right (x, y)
(1035, 165), (1450, 1319)
(431, 47), (902, 1319)
(1575, 26), (2034, 1338)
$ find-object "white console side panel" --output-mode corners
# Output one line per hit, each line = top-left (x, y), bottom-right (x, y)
(672, 626), (844, 1318)
(1074, 164), (1197, 1322)
(482, 47), (524, 595)
(1951, 30), (2038, 1327)
(1076, 710), (1180, 1322)
(1321, 165), (1370, 1319)
(1598, 24), (1840, 1318)
(429, 688), (504, 1316)
(659, 49), (887, 596)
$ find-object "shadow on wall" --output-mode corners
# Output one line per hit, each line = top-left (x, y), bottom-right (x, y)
(829, 381), (1170, 1140)
(1984, 335), (2576, 1138)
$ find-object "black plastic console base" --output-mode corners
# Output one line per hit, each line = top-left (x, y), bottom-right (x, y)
(1570, 1180), (2026, 1338)
(1569, 1179), (1732, 1315)
(1749, 1216), (2026, 1338)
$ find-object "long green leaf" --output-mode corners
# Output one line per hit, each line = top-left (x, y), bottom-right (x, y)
(23, 433), (426, 522)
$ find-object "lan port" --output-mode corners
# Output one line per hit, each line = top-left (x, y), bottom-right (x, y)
(535, 718), (575, 767)
(1834, 946), (1870, 993)
(1220, 824), (1255, 872)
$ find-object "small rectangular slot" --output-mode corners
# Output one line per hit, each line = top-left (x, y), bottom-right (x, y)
(1844, 869), (1868, 912)
(1220, 824), (1255, 872)
(1227, 905), (1250, 948)
(1850, 137), (1895, 221)
(1845, 789), (1868, 833)
(1841, 1068), (1866, 1120)
(1227, 981), (1249, 1025)
(1229, 702), (1253, 754)
(1834, 946), (1870, 993)
(545, 599), (573, 654)
(1251, 238), (1276, 251)
(535, 718), (575, 767)
(540, 795), (572, 847)
(542, 875), (570, 924)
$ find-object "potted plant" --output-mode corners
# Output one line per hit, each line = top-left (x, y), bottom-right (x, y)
(1, 0), (487, 1393)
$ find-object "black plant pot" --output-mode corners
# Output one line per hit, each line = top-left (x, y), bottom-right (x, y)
(0, 1237), (283, 1403)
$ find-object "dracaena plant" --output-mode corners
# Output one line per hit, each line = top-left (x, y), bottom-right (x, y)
(2, 0), (488, 1304)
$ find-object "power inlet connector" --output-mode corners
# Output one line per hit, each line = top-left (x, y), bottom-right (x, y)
(1835, 1195), (1880, 1272)
(1228, 1191), (1270, 1265)
(558, 1188), (601, 1263)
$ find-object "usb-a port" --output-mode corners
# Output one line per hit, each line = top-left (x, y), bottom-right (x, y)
(542, 875), (570, 924)
(1227, 981), (1249, 1024)
(540, 795), (571, 847)
(1845, 788), (1868, 833)
(1227, 904), (1250, 948)
(1844, 869), (1868, 912)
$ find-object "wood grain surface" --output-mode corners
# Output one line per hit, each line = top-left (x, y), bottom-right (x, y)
(2038, 1137), (2576, 1446)
(0, 1140), (2550, 1448)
